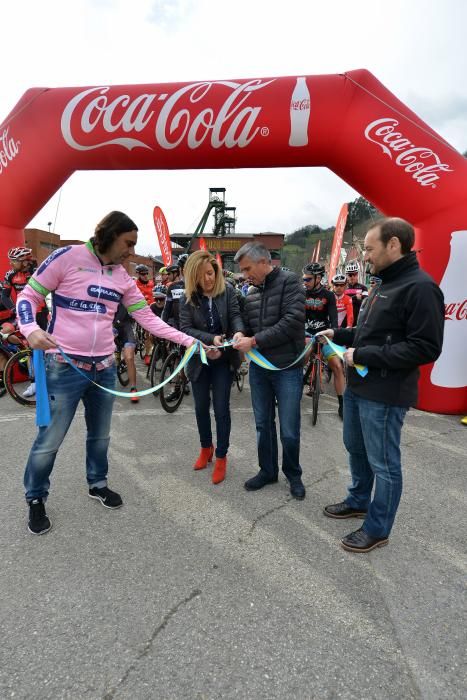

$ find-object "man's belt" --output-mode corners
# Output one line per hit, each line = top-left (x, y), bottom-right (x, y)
(50, 353), (115, 371)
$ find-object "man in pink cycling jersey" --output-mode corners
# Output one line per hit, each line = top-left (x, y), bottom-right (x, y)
(17, 211), (197, 536)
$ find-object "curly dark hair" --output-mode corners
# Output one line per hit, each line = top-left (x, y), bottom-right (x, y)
(92, 211), (138, 254)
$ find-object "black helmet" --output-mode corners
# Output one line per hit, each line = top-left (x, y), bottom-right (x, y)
(152, 284), (167, 298)
(303, 262), (325, 276)
(165, 263), (179, 274)
(135, 264), (149, 274)
(177, 253), (189, 269)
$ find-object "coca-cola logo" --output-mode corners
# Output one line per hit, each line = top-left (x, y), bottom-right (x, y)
(364, 118), (453, 188)
(292, 99), (310, 111)
(444, 300), (467, 320)
(61, 79), (275, 153)
(0, 127), (20, 175)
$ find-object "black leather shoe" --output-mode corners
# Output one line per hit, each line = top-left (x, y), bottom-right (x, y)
(289, 481), (306, 500)
(244, 472), (278, 491)
(341, 527), (389, 553)
(323, 501), (367, 519)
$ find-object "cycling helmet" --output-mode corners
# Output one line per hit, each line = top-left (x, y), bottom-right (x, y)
(165, 263), (179, 274)
(177, 253), (189, 269)
(159, 266), (167, 275)
(8, 246), (32, 261)
(332, 274), (347, 285)
(345, 260), (360, 274)
(303, 262), (325, 276)
(152, 285), (167, 298)
(280, 266), (290, 272)
(135, 264), (149, 274)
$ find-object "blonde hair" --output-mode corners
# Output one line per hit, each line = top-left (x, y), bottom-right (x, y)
(184, 250), (225, 304)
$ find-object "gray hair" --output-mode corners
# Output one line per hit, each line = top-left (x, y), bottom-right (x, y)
(234, 242), (271, 264)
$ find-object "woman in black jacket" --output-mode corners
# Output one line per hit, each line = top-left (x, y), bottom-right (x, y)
(180, 251), (245, 484)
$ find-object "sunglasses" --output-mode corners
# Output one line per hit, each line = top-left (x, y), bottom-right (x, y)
(302, 277), (314, 282)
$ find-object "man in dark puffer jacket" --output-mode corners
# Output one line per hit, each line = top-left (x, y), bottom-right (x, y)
(318, 218), (444, 553)
(233, 242), (306, 499)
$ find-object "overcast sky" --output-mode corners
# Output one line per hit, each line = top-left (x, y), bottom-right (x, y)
(1, 0), (466, 255)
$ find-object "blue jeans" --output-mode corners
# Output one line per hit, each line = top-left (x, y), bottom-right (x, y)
(24, 355), (117, 501)
(343, 389), (408, 538)
(191, 360), (233, 458)
(248, 363), (303, 483)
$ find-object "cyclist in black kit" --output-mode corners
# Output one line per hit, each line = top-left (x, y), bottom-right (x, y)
(303, 262), (345, 419)
(162, 255), (188, 329)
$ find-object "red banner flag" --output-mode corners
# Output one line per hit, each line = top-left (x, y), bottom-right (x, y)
(199, 237), (207, 251)
(216, 253), (223, 269)
(313, 239), (321, 262)
(328, 203), (349, 281)
(153, 206), (172, 267)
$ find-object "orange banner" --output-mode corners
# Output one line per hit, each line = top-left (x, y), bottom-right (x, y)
(153, 206), (172, 267)
(216, 253), (223, 269)
(199, 237), (207, 251)
(328, 203), (348, 281)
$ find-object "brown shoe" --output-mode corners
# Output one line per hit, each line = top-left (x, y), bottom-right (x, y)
(341, 527), (389, 553)
(323, 501), (367, 519)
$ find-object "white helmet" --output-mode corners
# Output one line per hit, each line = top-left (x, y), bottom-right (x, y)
(332, 274), (347, 285)
(345, 260), (359, 274)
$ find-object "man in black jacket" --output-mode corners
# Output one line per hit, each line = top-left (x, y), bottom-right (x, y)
(233, 243), (306, 499)
(319, 218), (444, 552)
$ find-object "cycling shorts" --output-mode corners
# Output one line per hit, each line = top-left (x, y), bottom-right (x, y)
(115, 320), (136, 348)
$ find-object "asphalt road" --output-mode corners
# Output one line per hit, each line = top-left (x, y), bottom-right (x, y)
(0, 366), (466, 700)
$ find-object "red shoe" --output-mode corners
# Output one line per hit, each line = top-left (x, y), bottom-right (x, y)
(144, 355), (151, 366)
(130, 387), (139, 403)
(212, 456), (227, 484)
(194, 445), (214, 470)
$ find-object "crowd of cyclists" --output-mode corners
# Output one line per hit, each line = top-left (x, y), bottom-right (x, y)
(0, 243), (380, 415)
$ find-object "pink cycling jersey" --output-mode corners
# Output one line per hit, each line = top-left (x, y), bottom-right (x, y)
(16, 240), (194, 355)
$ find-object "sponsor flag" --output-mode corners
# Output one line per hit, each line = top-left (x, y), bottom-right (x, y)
(199, 237), (207, 251)
(153, 206), (172, 267)
(328, 203), (349, 281)
(216, 253), (223, 269)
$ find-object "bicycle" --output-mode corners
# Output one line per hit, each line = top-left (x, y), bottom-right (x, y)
(232, 360), (248, 392)
(158, 344), (189, 413)
(302, 337), (327, 426)
(4, 346), (36, 407)
(147, 337), (169, 384)
(134, 323), (147, 360)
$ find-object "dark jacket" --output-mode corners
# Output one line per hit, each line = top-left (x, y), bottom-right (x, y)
(179, 284), (245, 381)
(333, 252), (444, 407)
(243, 267), (305, 368)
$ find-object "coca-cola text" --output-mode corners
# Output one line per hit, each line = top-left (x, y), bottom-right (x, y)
(364, 118), (453, 188)
(0, 128), (20, 175)
(444, 299), (467, 320)
(61, 79), (275, 153)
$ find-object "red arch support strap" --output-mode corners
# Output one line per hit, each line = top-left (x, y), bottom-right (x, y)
(0, 69), (465, 413)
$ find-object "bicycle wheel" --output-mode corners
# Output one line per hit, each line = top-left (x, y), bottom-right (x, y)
(0, 348), (11, 398)
(159, 350), (185, 413)
(117, 359), (129, 387)
(4, 349), (36, 407)
(311, 359), (321, 426)
(235, 369), (244, 392)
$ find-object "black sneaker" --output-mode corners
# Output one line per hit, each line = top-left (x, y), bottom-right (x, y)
(88, 486), (123, 509)
(28, 498), (52, 535)
(244, 472), (278, 491)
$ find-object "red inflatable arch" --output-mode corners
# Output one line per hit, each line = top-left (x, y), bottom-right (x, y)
(0, 70), (465, 414)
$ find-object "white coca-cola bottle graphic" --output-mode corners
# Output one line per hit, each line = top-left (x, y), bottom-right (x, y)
(289, 77), (310, 147)
(431, 230), (467, 388)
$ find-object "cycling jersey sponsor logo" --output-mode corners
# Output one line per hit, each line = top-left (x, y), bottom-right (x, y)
(305, 297), (327, 310)
(17, 299), (34, 324)
(37, 246), (72, 275)
(87, 285), (122, 303)
(78, 267), (100, 273)
(54, 294), (106, 313)
(170, 288), (184, 300)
